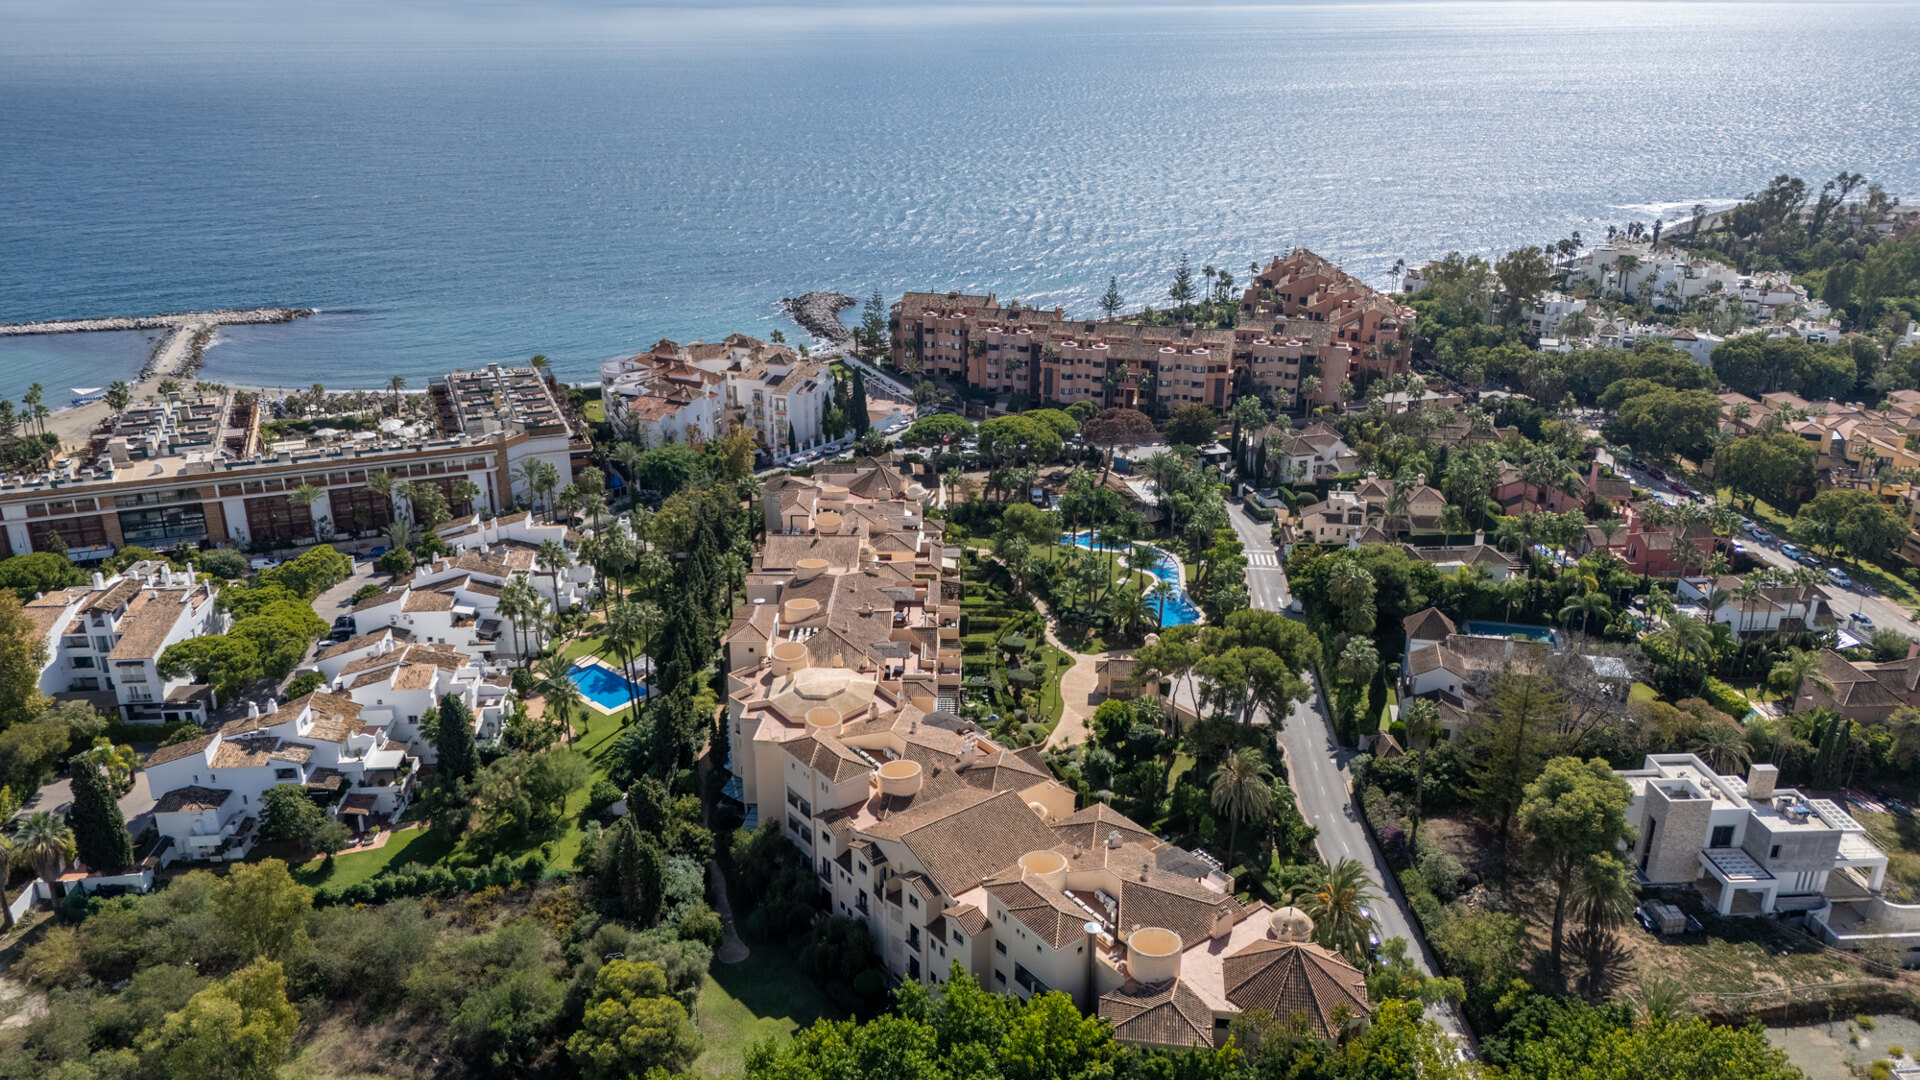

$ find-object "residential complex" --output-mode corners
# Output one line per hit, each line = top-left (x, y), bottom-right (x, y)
(598, 333), (832, 462)
(25, 560), (222, 724)
(0, 365), (580, 561)
(719, 458), (1372, 1045)
(890, 249), (1412, 411)
(142, 690), (421, 865)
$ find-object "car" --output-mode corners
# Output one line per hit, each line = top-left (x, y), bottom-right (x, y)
(1669, 482), (1694, 497)
(1781, 543), (1803, 561)
(1829, 567), (1854, 587)
(1731, 541), (1746, 554)
(326, 627), (354, 643)
(1645, 466), (1668, 481)
(248, 556), (281, 570)
(332, 615), (355, 629)
(1850, 611), (1876, 629)
(1746, 523), (1772, 542)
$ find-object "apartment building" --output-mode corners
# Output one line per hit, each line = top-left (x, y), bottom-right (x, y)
(724, 647), (1370, 1045)
(142, 690), (420, 865)
(598, 345), (728, 447)
(326, 641), (512, 763)
(27, 560), (222, 723)
(0, 370), (578, 561)
(1566, 241), (1817, 319)
(1233, 250), (1414, 406)
(891, 250), (1406, 412)
(1617, 755), (1887, 918)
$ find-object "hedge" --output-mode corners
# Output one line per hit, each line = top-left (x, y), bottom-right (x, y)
(312, 854), (556, 907)
(1242, 503), (1276, 523)
(109, 720), (201, 747)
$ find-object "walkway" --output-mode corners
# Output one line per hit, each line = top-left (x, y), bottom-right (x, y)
(707, 861), (750, 963)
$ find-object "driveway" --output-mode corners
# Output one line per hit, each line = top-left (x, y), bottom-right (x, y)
(315, 555), (386, 619)
(11, 770), (156, 840)
(1227, 501), (1474, 1048)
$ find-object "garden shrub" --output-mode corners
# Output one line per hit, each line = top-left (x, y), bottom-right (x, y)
(1701, 677), (1751, 718)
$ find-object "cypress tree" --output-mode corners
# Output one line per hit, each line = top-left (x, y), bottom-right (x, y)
(849, 370), (870, 435)
(435, 693), (478, 783)
(68, 754), (133, 874)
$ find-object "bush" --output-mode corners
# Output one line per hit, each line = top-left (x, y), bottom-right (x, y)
(350, 583), (386, 604)
(282, 670), (326, 701)
(1416, 846), (1465, 901)
(584, 779), (623, 819)
(378, 548), (413, 579)
(1701, 677), (1751, 719)
(196, 547), (251, 580)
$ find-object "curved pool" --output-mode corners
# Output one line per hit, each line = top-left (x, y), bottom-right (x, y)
(1061, 531), (1202, 627)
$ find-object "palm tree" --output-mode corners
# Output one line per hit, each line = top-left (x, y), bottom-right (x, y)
(534, 652), (583, 745)
(1559, 591), (1612, 637)
(1771, 647), (1833, 712)
(1299, 858), (1377, 963)
(384, 519), (414, 564)
(1440, 504), (1467, 547)
(1401, 697), (1442, 842)
(1210, 748), (1274, 867)
(1691, 722), (1752, 773)
(604, 599), (662, 723)
(1151, 579), (1177, 629)
(367, 471), (399, 522)
(289, 483), (326, 540)
(104, 380), (132, 415)
(1570, 853), (1637, 997)
(534, 460), (562, 521)
(536, 539), (572, 617)
(514, 458), (547, 516)
(12, 811), (76, 884)
(1655, 613), (1713, 693)
(498, 574), (548, 664)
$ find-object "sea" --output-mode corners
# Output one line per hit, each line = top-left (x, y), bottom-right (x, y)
(3, 0), (1919, 404)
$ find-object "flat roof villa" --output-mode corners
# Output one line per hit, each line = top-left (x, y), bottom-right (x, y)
(1616, 755), (1888, 922)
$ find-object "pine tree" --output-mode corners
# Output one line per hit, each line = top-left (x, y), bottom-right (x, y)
(435, 693), (478, 784)
(68, 754), (133, 874)
(1464, 671), (1564, 839)
(1099, 275), (1125, 318)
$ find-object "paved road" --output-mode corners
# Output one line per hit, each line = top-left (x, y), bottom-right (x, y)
(1227, 500), (1474, 1050)
(1599, 448), (1920, 641)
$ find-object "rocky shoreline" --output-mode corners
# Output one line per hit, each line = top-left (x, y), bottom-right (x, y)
(0, 306), (314, 337)
(780, 291), (855, 349)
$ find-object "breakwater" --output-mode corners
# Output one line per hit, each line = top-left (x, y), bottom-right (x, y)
(780, 292), (855, 349)
(0, 307), (313, 337)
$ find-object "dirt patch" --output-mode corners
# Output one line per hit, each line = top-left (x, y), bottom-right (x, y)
(1421, 812), (1523, 887)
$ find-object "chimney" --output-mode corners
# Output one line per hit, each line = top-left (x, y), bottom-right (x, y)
(267, 698), (279, 714)
(92, 571), (106, 590)
(1474, 528), (1485, 547)
(246, 700), (260, 719)
(1746, 763), (1779, 800)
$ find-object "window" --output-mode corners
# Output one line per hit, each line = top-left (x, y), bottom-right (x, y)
(952, 930), (965, 945)
(994, 971), (1007, 986)
(1771, 845), (1782, 859)
(1710, 825), (1735, 848)
(907, 927), (920, 950)
(908, 895), (919, 909)
(71, 656), (94, 669)
(857, 891), (868, 914)
(995, 941), (1007, 956)
(907, 957), (920, 980)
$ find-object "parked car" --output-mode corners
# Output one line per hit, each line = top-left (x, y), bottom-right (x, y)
(1781, 543), (1803, 561)
(1670, 481), (1695, 497)
(1829, 567), (1854, 587)
(1746, 523), (1773, 542)
(1850, 611), (1875, 629)
(249, 556), (281, 570)
(1645, 466), (1668, 481)
(332, 615), (355, 630)
(1796, 551), (1822, 568)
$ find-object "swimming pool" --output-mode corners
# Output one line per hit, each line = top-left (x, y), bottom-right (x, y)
(1463, 620), (1557, 644)
(569, 662), (649, 710)
(1061, 531), (1201, 627)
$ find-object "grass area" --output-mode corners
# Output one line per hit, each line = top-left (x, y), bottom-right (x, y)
(1855, 811), (1920, 902)
(1166, 751), (1196, 793)
(1630, 914), (1872, 994)
(692, 937), (841, 1077)
(583, 399), (605, 423)
(1629, 682), (1659, 704)
(291, 660), (638, 889)
(1036, 643), (1072, 726)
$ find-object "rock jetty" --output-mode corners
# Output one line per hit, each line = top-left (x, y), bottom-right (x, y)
(0, 307), (314, 337)
(780, 292), (855, 349)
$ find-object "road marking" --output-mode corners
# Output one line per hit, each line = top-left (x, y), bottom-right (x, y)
(1247, 552), (1278, 567)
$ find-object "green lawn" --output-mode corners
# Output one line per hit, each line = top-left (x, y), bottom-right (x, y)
(1628, 682), (1659, 704)
(583, 399), (605, 423)
(692, 938), (841, 1077)
(292, 665), (640, 889)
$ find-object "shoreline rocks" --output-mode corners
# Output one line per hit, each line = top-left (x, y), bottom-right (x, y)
(0, 307), (314, 337)
(779, 291), (855, 348)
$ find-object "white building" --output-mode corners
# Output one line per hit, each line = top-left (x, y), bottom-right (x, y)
(1520, 292), (1588, 337)
(141, 690), (420, 865)
(598, 348), (728, 447)
(1616, 755), (1887, 917)
(329, 641), (512, 762)
(1566, 240), (1812, 321)
(1677, 574), (1827, 635)
(27, 561), (221, 724)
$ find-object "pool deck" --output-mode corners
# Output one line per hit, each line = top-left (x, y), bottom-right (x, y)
(571, 655), (645, 716)
(1060, 534), (1203, 627)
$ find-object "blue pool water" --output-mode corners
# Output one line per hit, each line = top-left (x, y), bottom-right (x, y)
(1464, 621), (1558, 645)
(569, 663), (648, 709)
(1061, 531), (1201, 627)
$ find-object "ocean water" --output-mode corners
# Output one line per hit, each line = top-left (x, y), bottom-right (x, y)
(2, 1), (1918, 403)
